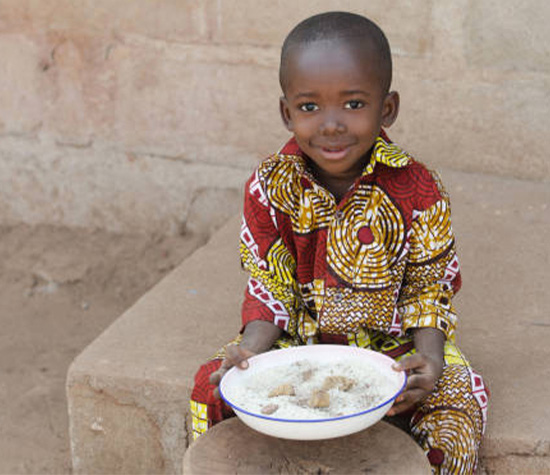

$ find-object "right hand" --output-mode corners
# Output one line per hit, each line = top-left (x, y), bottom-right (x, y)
(209, 344), (257, 399)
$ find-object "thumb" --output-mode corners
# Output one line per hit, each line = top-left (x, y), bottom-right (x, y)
(226, 344), (254, 369)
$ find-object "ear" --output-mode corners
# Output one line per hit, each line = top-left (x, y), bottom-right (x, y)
(381, 91), (400, 128)
(279, 96), (294, 131)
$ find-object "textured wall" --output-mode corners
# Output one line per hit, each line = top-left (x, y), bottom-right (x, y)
(1, 0), (548, 234)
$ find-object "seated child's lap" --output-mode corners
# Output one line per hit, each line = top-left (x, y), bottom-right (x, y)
(206, 330), (472, 367)
(191, 332), (486, 432)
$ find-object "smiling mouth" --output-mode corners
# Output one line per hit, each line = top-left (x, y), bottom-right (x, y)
(319, 145), (351, 160)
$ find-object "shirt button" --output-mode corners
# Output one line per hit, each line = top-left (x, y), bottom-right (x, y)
(333, 291), (343, 303)
(335, 210), (344, 222)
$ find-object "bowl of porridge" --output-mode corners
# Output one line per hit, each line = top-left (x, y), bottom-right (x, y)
(219, 344), (407, 440)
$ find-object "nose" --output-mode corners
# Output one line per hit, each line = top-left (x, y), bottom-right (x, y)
(319, 111), (346, 135)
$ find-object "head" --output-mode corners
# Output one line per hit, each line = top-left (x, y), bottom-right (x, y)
(279, 12), (399, 181)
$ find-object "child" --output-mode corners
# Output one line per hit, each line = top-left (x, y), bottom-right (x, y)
(190, 11), (488, 474)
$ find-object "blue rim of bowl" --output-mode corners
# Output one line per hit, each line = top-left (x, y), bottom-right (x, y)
(219, 371), (407, 424)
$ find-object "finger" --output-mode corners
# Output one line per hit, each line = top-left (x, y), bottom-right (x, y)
(389, 387), (427, 412)
(393, 353), (426, 372)
(209, 369), (224, 385)
(210, 346), (254, 386)
(209, 354), (237, 385)
(210, 345), (257, 394)
(387, 400), (414, 416)
(394, 393), (406, 404)
(405, 373), (437, 393)
(209, 370), (225, 400)
(387, 388), (427, 416)
(210, 359), (235, 398)
(225, 345), (251, 369)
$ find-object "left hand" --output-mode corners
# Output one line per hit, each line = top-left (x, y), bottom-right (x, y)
(387, 352), (443, 416)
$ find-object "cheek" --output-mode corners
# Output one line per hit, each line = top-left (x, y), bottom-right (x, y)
(353, 113), (382, 136)
(291, 118), (316, 139)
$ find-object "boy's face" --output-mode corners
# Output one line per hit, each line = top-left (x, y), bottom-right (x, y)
(280, 39), (398, 181)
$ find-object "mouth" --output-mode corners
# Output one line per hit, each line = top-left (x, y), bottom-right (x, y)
(319, 145), (351, 160)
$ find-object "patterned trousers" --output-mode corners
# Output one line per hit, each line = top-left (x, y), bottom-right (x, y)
(190, 331), (489, 474)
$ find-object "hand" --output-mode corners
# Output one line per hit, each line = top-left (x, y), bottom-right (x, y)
(209, 320), (282, 399)
(209, 344), (257, 399)
(387, 352), (443, 416)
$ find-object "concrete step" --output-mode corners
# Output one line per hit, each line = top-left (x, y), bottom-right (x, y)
(66, 168), (550, 474)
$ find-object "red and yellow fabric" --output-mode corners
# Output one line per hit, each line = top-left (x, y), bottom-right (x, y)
(190, 134), (489, 474)
(190, 332), (489, 474)
(240, 134), (459, 342)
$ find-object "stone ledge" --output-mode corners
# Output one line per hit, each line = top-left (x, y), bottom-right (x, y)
(67, 215), (246, 474)
(67, 168), (550, 474)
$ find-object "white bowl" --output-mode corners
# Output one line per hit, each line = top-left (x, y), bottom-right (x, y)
(219, 344), (406, 440)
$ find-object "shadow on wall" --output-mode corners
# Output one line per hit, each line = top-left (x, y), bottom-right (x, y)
(183, 187), (242, 239)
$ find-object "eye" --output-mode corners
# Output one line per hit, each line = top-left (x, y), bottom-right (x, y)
(299, 102), (319, 112)
(344, 100), (364, 110)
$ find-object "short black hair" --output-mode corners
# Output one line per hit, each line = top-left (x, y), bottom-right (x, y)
(279, 11), (392, 93)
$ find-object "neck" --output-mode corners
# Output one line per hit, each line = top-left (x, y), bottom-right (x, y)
(307, 162), (361, 202)
(306, 151), (371, 202)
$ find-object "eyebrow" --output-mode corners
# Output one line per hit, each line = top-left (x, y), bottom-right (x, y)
(341, 90), (371, 97)
(291, 90), (371, 100)
(292, 92), (318, 100)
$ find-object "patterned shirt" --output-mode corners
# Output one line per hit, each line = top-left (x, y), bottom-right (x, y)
(239, 133), (461, 344)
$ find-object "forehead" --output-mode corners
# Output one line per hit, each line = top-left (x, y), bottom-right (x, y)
(282, 39), (383, 95)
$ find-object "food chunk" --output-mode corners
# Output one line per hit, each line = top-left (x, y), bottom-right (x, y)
(322, 375), (356, 392)
(301, 368), (315, 381)
(261, 403), (279, 415)
(268, 383), (295, 398)
(308, 389), (330, 408)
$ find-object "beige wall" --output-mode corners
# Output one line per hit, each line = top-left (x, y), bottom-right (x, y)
(1, 0), (548, 234)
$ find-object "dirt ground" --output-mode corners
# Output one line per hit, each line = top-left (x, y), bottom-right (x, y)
(0, 224), (204, 474)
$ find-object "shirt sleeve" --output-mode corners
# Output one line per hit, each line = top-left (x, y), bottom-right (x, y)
(239, 169), (299, 334)
(397, 175), (461, 341)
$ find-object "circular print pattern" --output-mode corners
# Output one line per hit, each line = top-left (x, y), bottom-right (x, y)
(408, 199), (453, 263)
(327, 186), (406, 289)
